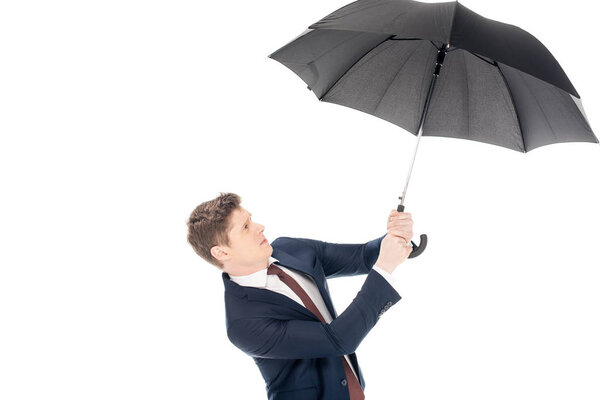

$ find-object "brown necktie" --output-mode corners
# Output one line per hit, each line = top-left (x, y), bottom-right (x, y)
(267, 263), (365, 400)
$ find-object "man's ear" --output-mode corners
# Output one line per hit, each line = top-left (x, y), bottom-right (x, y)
(211, 245), (228, 262)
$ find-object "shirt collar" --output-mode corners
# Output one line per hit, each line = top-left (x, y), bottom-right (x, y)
(228, 256), (279, 288)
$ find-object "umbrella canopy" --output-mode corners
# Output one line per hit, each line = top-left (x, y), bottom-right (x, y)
(269, 0), (598, 152)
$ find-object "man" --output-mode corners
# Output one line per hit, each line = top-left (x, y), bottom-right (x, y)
(187, 192), (414, 400)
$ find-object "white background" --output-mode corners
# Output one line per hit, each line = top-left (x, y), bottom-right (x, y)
(1, 0), (599, 399)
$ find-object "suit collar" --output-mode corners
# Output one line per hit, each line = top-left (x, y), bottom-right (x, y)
(224, 250), (316, 291)
(227, 256), (278, 288)
(222, 250), (309, 296)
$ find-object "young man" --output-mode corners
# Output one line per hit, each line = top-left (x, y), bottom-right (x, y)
(187, 192), (414, 400)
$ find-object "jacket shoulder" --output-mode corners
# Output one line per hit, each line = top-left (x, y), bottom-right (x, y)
(271, 236), (322, 250)
(271, 236), (320, 264)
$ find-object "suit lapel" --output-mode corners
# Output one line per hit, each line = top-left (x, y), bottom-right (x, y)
(223, 270), (317, 320)
(271, 246), (338, 319)
(246, 285), (317, 320)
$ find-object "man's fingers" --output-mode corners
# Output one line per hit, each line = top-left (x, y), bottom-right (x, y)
(388, 212), (414, 246)
(389, 220), (412, 226)
(387, 232), (407, 241)
(388, 213), (412, 230)
(388, 228), (412, 234)
(392, 237), (413, 248)
(389, 211), (412, 220)
(387, 219), (413, 231)
(388, 229), (414, 241)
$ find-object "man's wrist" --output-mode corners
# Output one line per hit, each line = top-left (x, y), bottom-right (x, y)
(373, 265), (399, 293)
(374, 260), (393, 274)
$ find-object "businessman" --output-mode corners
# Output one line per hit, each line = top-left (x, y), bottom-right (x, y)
(186, 192), (414, 400)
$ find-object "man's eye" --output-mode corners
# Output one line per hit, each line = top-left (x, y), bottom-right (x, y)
(244, 225), (248, 229)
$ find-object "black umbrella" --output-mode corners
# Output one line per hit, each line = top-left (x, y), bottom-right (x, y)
(269, 0), (598, 258)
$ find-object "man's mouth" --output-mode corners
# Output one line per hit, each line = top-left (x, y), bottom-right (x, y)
(260, 239), (268, 245)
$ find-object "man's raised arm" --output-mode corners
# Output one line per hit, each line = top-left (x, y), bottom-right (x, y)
(271, 210), (414, 278)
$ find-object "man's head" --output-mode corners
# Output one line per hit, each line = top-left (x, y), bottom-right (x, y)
(187, 192), (272, 275)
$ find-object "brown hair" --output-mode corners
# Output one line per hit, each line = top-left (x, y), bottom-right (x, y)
(186, 192), (242, 269)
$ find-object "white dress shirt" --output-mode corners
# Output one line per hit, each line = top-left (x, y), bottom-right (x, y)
(229, 256), (399, 380)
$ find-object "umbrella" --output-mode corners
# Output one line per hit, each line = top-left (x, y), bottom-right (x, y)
(268, 0), (598, 258)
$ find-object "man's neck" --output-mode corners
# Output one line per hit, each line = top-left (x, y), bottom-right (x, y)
(227, 259), (270, 277)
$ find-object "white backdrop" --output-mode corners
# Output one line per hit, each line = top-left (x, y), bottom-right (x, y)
(1, 0), (599, 399)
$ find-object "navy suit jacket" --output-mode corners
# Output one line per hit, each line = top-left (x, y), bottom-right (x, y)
(222, 234), (401, 400)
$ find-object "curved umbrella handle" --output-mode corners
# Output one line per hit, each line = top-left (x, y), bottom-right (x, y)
(408, 234), (428, 258)
(396, 204), (428, 258)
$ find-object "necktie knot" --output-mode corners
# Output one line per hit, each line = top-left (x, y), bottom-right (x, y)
(267, 263), (280, 274)
(267, 263), (284, 278)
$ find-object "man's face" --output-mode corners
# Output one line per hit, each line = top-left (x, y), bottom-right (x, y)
(220, 207), (272, 270)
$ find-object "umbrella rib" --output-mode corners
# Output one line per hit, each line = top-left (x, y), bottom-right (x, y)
(469, 51), (495, 67)
(415, 46), (441, 133)
(311, 31), (367, 68)
(319, 37), (440, 101)
(389, 37), (422, 40)
(520, 73), (559, 143)
(318, 35), (393, 100)
(373, 42), (423, 115)
(390, 37), (439, 47)
(390, 38), (440, 49)
(495, 63), (527, 152)
(462, 51), (470, 140)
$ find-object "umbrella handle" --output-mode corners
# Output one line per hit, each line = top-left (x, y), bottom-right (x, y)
(396, 204), (428, 258)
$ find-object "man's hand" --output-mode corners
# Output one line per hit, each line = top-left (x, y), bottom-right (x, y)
(386, 210), (413, 244)
(375, 210), (414, 274)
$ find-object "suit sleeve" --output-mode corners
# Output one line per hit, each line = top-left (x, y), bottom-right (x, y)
(226, 268), (400, 359)
(288, 234), (386, 278)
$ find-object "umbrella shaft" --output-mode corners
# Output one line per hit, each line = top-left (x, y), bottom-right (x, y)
(399, 45), (447, 208)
